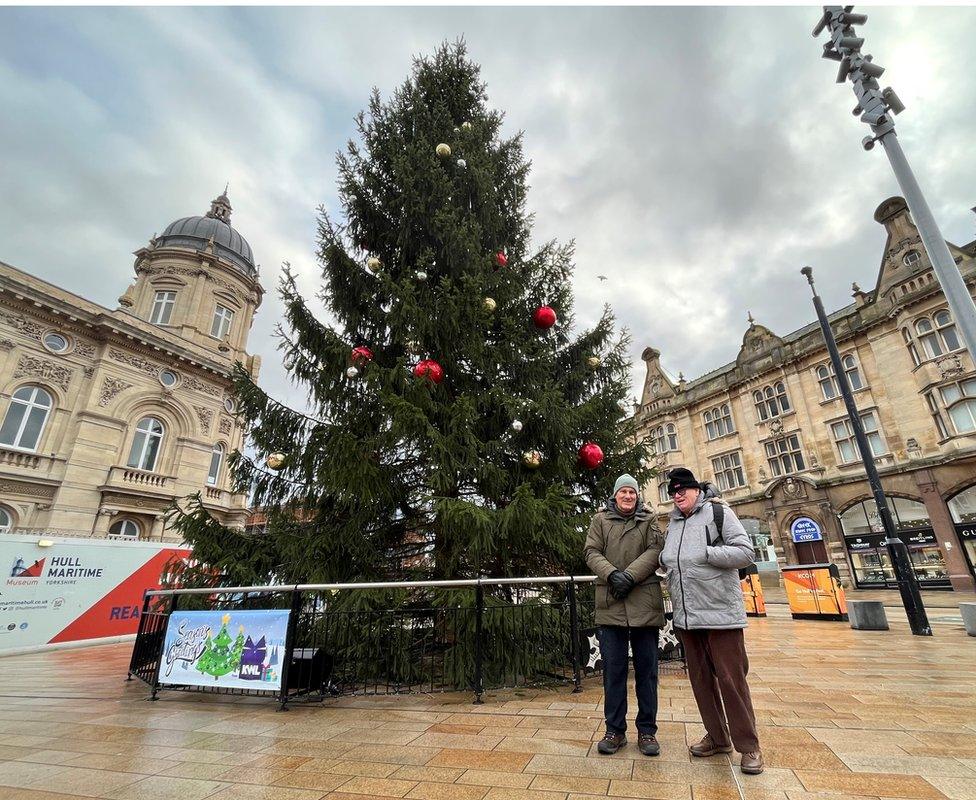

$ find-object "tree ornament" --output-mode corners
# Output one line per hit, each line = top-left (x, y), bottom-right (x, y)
(511, 419), (523, 432)
(457, 158), (467, 169)
(461, 121), (472, 131)
(586, 355), (602, 369)
(265, 452), (286, 470)
(494, 251), (508, 268)
(351, 346), (374, 366)
(406, 340), (421, 355)
(533, 305), (557, 329)
(483, 297), (497, 313)
(416, 270), (428, 282)
(578, 442), (605, 470)
(436, 143), (452, 158)
(366, 256), (381, 273)
(413, 359), (444, 384)
(346, 366), (360, 378)
(522, 449), (543, 469)
(453, 126), (460, 134)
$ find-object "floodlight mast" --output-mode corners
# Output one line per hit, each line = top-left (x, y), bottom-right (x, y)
(814, 5), (976, 358)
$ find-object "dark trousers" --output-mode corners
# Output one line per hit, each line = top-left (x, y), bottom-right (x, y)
(678, 628), (759, 753)
(598, 625), (659, 735)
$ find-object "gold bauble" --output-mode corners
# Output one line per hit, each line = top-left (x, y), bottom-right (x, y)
(435, 143), (452, 158)
(586, 355), (602, 369)
(265, 452), (286, 470)
(522, 449), (543, 469)
(461, 121), (472, 131)
(366, 256), (381, 273)
(483, 297), (497, 313)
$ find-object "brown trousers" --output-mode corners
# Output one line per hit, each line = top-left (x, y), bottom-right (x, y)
(678, 628), (759, 753)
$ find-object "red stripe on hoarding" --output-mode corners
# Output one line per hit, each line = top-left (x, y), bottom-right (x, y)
(48, 548), (190, 644)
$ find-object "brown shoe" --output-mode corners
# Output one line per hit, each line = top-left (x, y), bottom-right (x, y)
(689, 734), (733, 757)
(638, 733), (660, 756)
(740, 751), (764, 774)
(597, 731), (627, 755)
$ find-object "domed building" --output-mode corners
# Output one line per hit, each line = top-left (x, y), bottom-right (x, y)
(0, 190), (263, 541)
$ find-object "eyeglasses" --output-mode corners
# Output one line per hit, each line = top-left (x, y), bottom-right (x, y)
(669, 487), (691, 498)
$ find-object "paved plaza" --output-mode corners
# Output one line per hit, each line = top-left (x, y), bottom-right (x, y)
(0, 611), (974, 800)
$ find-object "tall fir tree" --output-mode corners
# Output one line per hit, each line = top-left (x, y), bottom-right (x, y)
(171, 42), (653, 589)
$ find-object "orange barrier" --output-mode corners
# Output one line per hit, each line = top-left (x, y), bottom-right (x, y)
(782, 563), (848, 621)
(740, 565), (766, 617)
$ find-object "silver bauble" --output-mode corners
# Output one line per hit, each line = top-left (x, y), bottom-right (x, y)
(265, 452), (286, 470)
(416, 271), (428, 282)
(511, 419), (523, 432)
(457, 159), (467, 169)
(461, 121), (472, 131)
(346, 366), (359, 378)
(366, 256), (381, 273)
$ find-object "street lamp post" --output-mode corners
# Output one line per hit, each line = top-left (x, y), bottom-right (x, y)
(813, 6), (976, 356)
(802, 267), (932, 637)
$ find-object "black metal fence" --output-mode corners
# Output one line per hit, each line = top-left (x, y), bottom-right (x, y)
(127, 576), (684, 708)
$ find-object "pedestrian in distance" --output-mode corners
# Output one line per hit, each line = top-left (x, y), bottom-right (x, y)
(659, 467), (764, 774)
(584, 473), (666, 757)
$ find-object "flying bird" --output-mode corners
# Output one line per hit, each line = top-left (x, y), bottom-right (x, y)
(597, 275), (607, 282)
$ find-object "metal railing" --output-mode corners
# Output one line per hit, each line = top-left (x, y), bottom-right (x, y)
(128, 576), (685, 708)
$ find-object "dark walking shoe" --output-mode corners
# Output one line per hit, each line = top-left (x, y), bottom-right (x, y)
(740, 751), (764, 774)
(689, 734), (733, 757)
(597, 731), (627, 754)
(638, 733), (660, 756)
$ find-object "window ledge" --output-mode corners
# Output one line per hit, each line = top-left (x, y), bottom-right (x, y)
(705, 432), (739, 444)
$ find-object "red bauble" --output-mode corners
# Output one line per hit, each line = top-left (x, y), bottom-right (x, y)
(578, 442), (605, 470)
(351, 346), (374, 366)
(533, 305), (557, 329)
(494, 251), (508, 268)
(413, 359), (444, 384)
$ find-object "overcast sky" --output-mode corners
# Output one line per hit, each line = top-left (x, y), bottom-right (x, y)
(2, 6), (975, 407)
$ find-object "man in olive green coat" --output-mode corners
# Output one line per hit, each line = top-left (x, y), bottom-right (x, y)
(584, 474), (665, 757)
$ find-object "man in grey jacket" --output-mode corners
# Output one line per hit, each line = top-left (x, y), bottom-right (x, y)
(659, 468), (763, 775)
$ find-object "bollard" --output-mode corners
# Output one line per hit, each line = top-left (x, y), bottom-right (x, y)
(960, 603), (976, 637)
(848, 600), (889, 631)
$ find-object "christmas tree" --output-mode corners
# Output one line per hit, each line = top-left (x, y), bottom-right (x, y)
(196, 616), (246, 679)
(171, 41), (652, 590)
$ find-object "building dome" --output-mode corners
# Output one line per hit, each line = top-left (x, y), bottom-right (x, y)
(155, 191), (256, 276)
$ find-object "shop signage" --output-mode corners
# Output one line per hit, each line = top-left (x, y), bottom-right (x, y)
(158, 609), (290, 692)
(845, 533), (888, 551)
(902, 529), (936, 546)
(790, 517), (823, 543)
(954, 524), (976, 541)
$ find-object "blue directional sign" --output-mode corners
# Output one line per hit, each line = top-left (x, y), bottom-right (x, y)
(790, 517), (823, 543)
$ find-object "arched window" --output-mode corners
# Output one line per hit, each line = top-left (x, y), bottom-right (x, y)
(840, 497), (931, 536)
(816, 365), (836, 400)
(0, 507), (11, 533)
(903, 327), (920, 366)
(948, 486), (976, 524)
(0, 386), (53, 451)
(665, 423), (677, 451)
(109, 519), (140, 539)
(938, 379), (976, 434)
(703, 403), (735, 440)
(650, 424), (678, 454)
(207, 443), (224, 486)
(658, 479), (670, 505)
(843, 355), (863, 391)
(915, 318), (943, 359)
(903, 250), (921, 266)
(755, 382), (791, 420)
(127, 416), (165, 471)
(934, 310), (962, 353)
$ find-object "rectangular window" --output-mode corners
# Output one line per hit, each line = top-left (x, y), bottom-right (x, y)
(711, 452), (746, 491)
(830, 411), (886, 463)
(926, 391), (950, 439)
(765, 434), (805, 477)
(150, 291), (176, 325)
(210, 304), (234, 339)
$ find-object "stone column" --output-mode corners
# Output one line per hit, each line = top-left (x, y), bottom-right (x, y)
(914, 468), (975, 593)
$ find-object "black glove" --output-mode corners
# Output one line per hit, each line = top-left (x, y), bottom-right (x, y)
(608, 570), (636, 600)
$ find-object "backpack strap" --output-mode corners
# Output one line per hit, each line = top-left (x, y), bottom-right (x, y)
(707, 501), (725, 546)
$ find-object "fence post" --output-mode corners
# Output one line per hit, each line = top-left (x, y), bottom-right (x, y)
(277, 589), (302, 712)
(149, 593), (177, 701)
(473, 583), (484, 705)
(127, 590), (153, 681)
(567, 579), (582, 693)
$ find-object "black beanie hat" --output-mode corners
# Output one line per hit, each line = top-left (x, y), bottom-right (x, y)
(667, 467), (701, 496)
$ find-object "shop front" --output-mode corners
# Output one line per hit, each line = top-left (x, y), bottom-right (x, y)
(948, 485), (976, 583)
(840, 498), (951, 589)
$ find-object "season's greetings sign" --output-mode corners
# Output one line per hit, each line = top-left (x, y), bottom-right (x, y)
(159, 609), (290, 691)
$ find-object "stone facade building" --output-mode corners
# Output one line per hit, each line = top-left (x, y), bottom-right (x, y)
(637, 197), (976, 593)
(0, 191), (262, 542)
